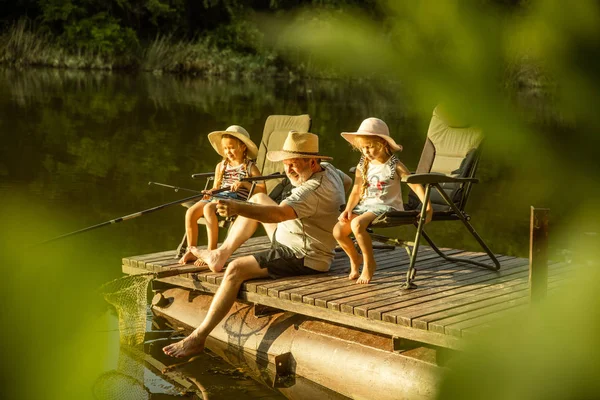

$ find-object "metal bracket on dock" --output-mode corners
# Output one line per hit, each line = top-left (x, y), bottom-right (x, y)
(272, 352), (296, 388)
(392, 336), (420, 353)
(253, 304), (282, 318)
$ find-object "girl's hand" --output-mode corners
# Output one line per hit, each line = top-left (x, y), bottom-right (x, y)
(338, 209), (352, 222)
(230, 181), (247, 192)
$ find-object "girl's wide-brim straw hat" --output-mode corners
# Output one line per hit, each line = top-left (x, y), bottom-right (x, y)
(207, 125), (259, 159)
(341, 117), (403, 152)
(267, 131), (333, 162)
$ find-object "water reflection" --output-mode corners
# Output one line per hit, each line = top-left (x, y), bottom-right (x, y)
(0, 67), (573, 264)
(0, 66), (580, 399)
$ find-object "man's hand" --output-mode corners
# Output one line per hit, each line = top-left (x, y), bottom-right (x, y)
(216, 199), (239, 218)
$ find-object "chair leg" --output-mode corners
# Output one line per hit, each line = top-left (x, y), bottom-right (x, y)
(400, 184), (431, 290)
(174, 232), (187, 259)
(428, 183), (501, 271)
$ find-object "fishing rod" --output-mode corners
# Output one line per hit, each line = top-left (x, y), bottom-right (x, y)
(147, 181), (202, 194)
(38, 187), (231, 245)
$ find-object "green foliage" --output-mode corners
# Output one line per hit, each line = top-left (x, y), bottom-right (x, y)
(61, 13), (138, 55)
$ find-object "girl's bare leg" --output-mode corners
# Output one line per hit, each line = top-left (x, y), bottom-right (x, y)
(203, 202), (219, 250)
(333, 218), (362, 280)
(179, 201), (205, 264)
(351, 212), (378, 284)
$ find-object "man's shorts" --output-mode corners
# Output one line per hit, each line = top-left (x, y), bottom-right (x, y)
(253, 238), (323, 279)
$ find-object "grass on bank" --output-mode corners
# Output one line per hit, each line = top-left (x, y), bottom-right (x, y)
(0, 20), (281, 78)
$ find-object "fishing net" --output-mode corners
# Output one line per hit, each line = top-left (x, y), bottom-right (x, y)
(93, 275), (154, 400)
(92, 347), (151, 400)
(99, 274), (153, 346)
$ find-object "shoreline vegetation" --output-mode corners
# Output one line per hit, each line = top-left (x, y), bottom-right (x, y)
(0, 19), (289, 78)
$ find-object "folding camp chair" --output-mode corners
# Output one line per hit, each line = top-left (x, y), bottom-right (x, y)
(367, 106), (501, 289)
(175, 114), (312, 257)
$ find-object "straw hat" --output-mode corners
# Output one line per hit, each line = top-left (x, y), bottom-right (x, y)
(267, 131), (333, 162)
(207, 125), (259, 159)
(341, 118), (403, 152)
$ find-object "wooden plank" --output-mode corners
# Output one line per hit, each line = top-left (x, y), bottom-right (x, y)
(310, 250), (467, 309)
(435, 278), (565, 336)
(122, 249), (175, 267)
(260, 249), (408, 301)
(382, 259), (557, 325)
(409, 263), (569, 330)
(459, 281), (573, 338)
(286, 250), (421, 304)
(363, 256), (523, 321)
(250, 248), (399, 296)
(334, 255), (514, 315)
(281, 248), (463, 304)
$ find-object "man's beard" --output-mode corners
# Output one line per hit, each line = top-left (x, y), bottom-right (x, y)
(287, 168), (313, 187)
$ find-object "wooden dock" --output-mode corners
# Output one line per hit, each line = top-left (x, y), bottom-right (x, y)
(122, 236), (570, 350)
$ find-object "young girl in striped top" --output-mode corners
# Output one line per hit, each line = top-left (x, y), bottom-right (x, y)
(334, 118), (433, 284)
(179, 125), (265, 266)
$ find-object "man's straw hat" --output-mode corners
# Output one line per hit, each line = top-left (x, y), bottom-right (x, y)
(267, 131), (333, 162)
(341, 118), (403, 152)
(208, 125), (259, 159)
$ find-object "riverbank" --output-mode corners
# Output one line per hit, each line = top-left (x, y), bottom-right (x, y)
(0, 20), (294, 79)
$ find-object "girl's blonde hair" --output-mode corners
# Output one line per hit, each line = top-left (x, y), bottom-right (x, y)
(352, 135), (393, 200)
(214, 134), (251, 188)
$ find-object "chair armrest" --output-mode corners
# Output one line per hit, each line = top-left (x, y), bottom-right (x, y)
(191, 172), (214, 179)
(404, 173), (479, 184)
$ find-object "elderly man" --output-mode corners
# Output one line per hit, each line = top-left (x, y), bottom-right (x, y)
(163, 131), (347, 358)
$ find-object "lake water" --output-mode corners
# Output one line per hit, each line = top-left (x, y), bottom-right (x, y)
(0, 67), (575, 398)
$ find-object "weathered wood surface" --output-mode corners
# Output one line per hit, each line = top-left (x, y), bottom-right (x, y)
(122, 236), (572, 349)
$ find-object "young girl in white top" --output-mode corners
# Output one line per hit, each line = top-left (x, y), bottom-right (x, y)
(179, 125), (265, 266)
(334, 118), (433, 284)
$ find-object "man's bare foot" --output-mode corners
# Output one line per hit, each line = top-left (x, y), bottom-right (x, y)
(178, 250), (197, 265)
(193, 258), (207, 267)
(163, 334), (206, 358)
(356, 265), (374, 284)
(189, 247), (227, 273)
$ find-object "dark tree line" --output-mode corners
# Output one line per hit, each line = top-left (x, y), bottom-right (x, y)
(0, 0), (381, 56)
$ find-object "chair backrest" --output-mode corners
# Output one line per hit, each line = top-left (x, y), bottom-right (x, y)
(255, 114), (312, 194)
(409, 106), (484, 212)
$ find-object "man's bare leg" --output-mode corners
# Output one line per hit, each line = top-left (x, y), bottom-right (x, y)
(191, 194), (278, 272)
(162, 255), (269, 358)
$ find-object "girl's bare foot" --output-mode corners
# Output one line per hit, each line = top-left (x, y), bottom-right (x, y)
(163, 334), (206, 358)
(356, 264), (374, 284)
(348, 258), (362, 280)
(178, 250), (197, 265)
(189, 247), (227, 272)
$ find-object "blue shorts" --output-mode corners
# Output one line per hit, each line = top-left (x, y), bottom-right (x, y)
(352, 203), (396, 217)
(198, 190), (240, 203)
(212, 191), (240, 200)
